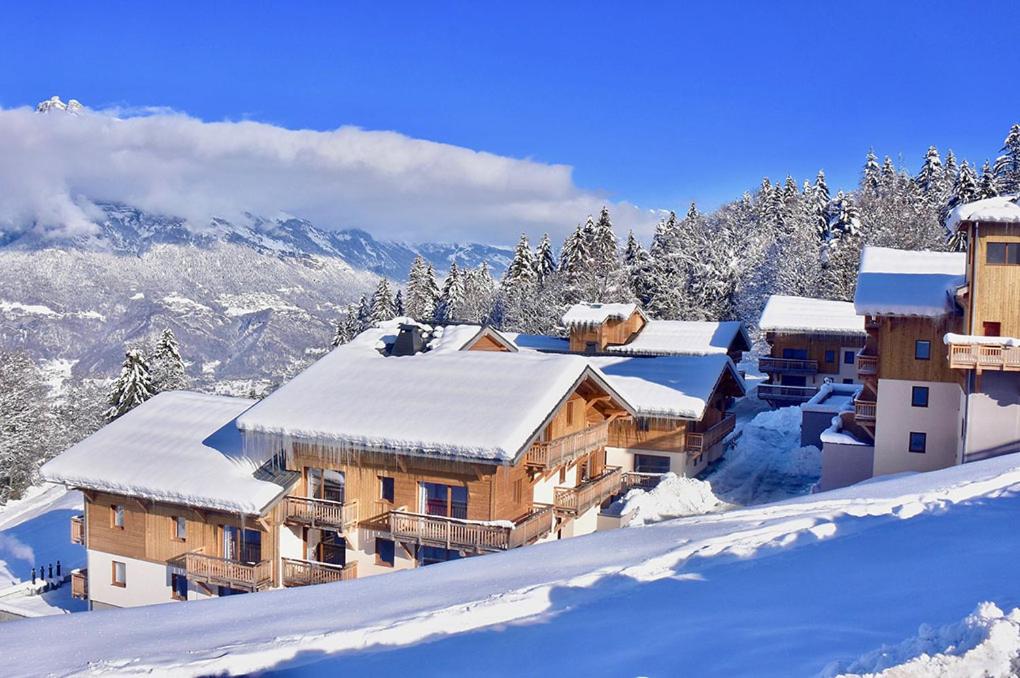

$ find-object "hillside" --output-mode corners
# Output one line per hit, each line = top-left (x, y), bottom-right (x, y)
(2, 453), (1019, 676)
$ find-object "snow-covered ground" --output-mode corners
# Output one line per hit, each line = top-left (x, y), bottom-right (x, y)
(2, 454), (1020, 676)
(0, 485), (84, 599)
(614, 473), (731, 525)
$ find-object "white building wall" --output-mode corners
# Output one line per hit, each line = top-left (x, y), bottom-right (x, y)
(347, 528), (417, 579)
(560, 504), (600, 539)
(88, 550), (170, 608)
(872, 379), (963, 477)
(606, 447), (692, 476)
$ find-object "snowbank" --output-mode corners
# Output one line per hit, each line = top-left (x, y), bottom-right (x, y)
(617, 473), (729, 526)
(854, 247), (966, 318)
(825, 602), (1020, 678)
(758, 295), (866, 336)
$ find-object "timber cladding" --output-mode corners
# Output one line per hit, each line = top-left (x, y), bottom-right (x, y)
(768, 332), (864, 375)
(84, 491), (274, 567)
(966, 223), (1020, 337)
(568, 309), (645, 352)
(875, 315), (963, 384)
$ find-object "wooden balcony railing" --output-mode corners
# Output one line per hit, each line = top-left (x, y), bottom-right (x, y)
(388, 505), (555, 553)
(684, 414), (736, 455)
(621, 472), (665, 492)
(70, 514), (85, 545)
(757, 384), (819, 403)
(284, 496), (359, 531)
(948, 344), (1020, 372)
(282, 558), (357, 587)
(554, 466), (623, 516)
(525, 421), (610, 469)
(70, 569), (87, 600)
(758, 357), (819, 375)
(169, 550), (273, 592)
(856, 353), (879, 376)
(854, 399), (877, 422)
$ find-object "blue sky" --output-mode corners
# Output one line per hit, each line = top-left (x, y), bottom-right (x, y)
(2, 2), (1019, 235)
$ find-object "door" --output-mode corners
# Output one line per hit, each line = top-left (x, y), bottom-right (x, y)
(307, 468), (345, 503)
(984, 321), (1001, 337)
(318, 530), (346, 565)
(223, 526), (262, 563)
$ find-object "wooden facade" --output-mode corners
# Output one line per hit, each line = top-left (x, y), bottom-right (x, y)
(567, 310), (646, 353)
(961, 223), (1020, 338)
(765, 332), (865, 377)
(873, 316), (962, 384)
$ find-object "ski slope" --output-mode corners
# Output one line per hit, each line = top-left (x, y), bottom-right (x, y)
(1, 453), (1020, 676)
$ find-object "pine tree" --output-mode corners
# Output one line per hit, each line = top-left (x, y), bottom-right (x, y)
(944, 149), (959, 187)
(915, 145), (946, 201)
(591, 206), (619, 275)
(558, 225), (593, 303)
(535, 233), (556, 283)
(811, 170), (832, 240)
(106, 350), (154, 420)
(979, 160), (1000, 199)
(994, 123), (1020, 194)
(862, 150), (881, 194)
(150, 328), (187, 392)
(503, 234), (537, 288)
(394, 289), (405, 316)
(435, 263), (466, 323)
(331, 306), (361, 347)
(370, 278), (396, 323)
(403, 255), (436, 320)
(945, 161), (979, 251)
(880, 156), (897, 191)
(355, 295), (372, 331)
(0, 351), (52, 503)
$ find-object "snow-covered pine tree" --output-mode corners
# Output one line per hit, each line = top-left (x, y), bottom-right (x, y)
(994, 123), (1020, 194)
(880, 156), (897, 192)
(557, 225), (593, 303)
(403, 255), (435, 320)
(915, 145), (946, 202)
(435, 262), (466, 323)
(331, 306), (361, 347)
(535, 233), (556, 283)
(356, 295), (372, 331)
(810, 170), (832, 241)
(591, 206), (619, 275)
(106, 349), (154, 421)
(0, 351), (52, 503)
(503, 234), (537, 289)
(461, 263), (497, 323)
(394, 289), (405, 316)
(370, 278), (396, 324)
(978, 160), (1000, 199)
(862, 150), (881, 194)
(945, 161), (979, 251)
(944, 149), (959, 188)
(150, 328), (188, 392)
(580, 214), (597, 252)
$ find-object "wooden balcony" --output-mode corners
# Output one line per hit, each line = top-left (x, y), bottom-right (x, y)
(757, 384), (818, 404)
(854, 399), (877, 422)
(284, 496), (359, 532)
(684, 414), (736, 455)
(621, 472), (665, 492)
(388, 504), (554, 553)
(758, 357), (819, 375)
(169, 550), (273, 593)
(70, 514), (85, 545)
(554, 466), (623, 516)
(948, 343), (1020, 372)
(70, 569), (87, 600)
(282, 558), (357, 587)
(525, 421), (609, 470)
(856, 353), (879, 376)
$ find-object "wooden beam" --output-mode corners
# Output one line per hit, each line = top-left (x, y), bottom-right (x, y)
(257, 516), (272, 533)
(585, 396), (612, 413)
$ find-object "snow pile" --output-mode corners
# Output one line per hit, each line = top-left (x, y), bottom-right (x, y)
(40, 392), (289, 514)
(561, 302), (639, 326)
(945, 194), (1020, 232)
(605, 319), (749, 356)
(758, 295), (865, 336)
(854, 247), (966, 318)
(944, 333), (1020, 347)
(825, 602), (1020, 678)
(618, 473), (729, 526)
(590, 354), (742, 420)
(704, 406), (821, 505)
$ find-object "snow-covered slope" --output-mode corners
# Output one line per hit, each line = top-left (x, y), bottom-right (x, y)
(3, 453), (1020, 676)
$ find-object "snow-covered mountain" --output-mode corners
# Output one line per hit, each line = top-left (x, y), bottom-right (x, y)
(0, 202), (512, 388)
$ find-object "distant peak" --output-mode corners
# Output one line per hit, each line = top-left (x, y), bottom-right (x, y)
(36, 96), (84, 115)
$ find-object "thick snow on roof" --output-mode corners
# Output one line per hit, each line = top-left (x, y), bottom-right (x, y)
(589, 354), (742, 420)
(605, 320), (748, 357)
(758, 295), (865, 336)
(504, 332), (570, 353)
(237, 348), (607, 463)
(945, 194), (1020, 232)
(40, 392), (288, 514)
(561, 302), (639, 326)
(854, 247), (966, 318)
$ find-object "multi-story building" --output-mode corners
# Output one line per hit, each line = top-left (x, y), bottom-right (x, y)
(756, 294), (867, 407)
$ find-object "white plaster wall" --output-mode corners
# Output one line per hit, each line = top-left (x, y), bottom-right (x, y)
(964, 372), (1020, 461)
(606, 447), (690, 476)
(818, 441), (875, 491)
(87, 549), (174, 608)
(561, 504), (600, 538)
(348, 528), (416, 579)
(873, 379), (963, 477)
(279, 524), (305, 560)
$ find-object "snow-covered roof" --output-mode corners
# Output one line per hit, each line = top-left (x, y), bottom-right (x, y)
(854, 247), (966, 318)
(589, 354), (744, 420)
(758, 295), (866, 336)
(802, 383), (861, 414)
(605, 320), (750, 357)
(944, 333), (1020, 347)
(237, 347), (632, 464)
(40, 392), (292, 514)
(504, 332), (570, 353)
(945, 195), (1020, 232)
(429, 325), (517, 353)
(561, 302), (642, 327)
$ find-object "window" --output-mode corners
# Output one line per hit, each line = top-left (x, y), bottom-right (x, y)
(112, 505), (125, 529)
(111, 561), (126, 587)
(376, 538), (395, 567)
(558, 467), (567, 483)
(512, 478), (523, 504)
(986, 242), (1020, 265)
(911, 386), (929, 408)
(171, 573), (188, 601)
(217, 586), (246, 597)
(824, 350), (836, 363)
(584, 341), (597, 354)
(421, 482), (468, 519)
(909, 432), (927, 454)
(843, 350), (856, 365)
(842, 378), (854, 384)
(379, 476), (395, 503)
(566, 400), (575, 426)
(782, 347), (809, 360)
(984, 322), (1001, 337)
(634, 454), (671, 474)
(914, 340), (931, 361)
(173, 516), (186, 541)
(417, 545), (463, 567)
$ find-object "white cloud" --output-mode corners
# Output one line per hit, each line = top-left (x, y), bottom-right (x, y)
(0, 105), (658, 245)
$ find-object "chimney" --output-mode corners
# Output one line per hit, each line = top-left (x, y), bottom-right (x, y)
(392, 324), (424, 356)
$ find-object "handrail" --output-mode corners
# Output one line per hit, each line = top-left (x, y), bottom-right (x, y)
(757, 384), (819, 401)
(170, 550), (273, 592)
(758, 357), (819, 374)
(284, 496), (359, 530)
(684, 414), (736, 454)
(621, 472), (664, 492)
(388, 505), (555, 552)
(856, 352), (879, 375)
(948, 343), (1020, 371)
(70, 569), (88, 600)
(554, 467), (623, 516)
(854, 399), (877, 421)
(70, 515), (85, 545)
(282, 558), (357, 587)
(525, 421), (610, 469)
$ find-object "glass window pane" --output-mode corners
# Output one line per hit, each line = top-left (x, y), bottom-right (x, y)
(987, 243), (1007, 264)
(909, 432), (926, 453)
(915, 340), (931, 360)
(1008, 243), (1020, 265)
